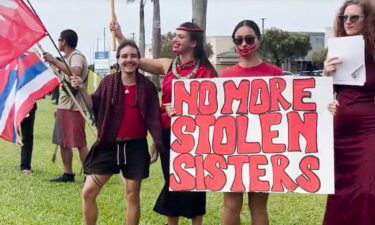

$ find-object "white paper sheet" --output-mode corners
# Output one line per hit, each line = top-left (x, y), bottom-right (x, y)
(328, 35), (366, 86)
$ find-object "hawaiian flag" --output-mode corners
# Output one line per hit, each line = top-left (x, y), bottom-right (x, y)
(0, 0), (47, 68)
(0, 50), (59, 143)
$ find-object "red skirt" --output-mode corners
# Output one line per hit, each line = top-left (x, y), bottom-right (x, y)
(53, 109), (87, 148)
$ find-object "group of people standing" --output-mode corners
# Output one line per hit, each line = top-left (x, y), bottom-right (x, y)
(17, 0), (375, 224)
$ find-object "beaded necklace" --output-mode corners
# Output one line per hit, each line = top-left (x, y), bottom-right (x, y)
(172, 57), (200, 79)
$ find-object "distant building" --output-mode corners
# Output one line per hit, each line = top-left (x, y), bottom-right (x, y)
(292, 32), (325, 74)
(324, 27), (334, 48)
(305, 32), (325, 60)
(293, 28), (333, 74)
(207, 36), (238, 73)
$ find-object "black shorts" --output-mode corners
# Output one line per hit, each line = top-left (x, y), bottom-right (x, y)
(84, 138), (150, 180)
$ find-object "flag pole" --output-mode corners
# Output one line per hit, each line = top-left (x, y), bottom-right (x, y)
(35, 44), (97, 137)
(26, 0), (96, 131)
(110, 0), (117, 51)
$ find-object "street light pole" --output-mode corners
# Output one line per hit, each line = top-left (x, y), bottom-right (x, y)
(92, 43), (95, 64)
(103, 28), (106, 52)
(260, 18), (266, 34)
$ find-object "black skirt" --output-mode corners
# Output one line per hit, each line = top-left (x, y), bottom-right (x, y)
(153, 129), (206, 218)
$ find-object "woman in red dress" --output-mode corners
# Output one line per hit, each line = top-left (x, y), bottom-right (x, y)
(220, 20), (282, 225)
(324, 0), (375, 224)
(111, 22), (217, 225)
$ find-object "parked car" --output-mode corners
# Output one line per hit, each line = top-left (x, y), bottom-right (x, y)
(282, 71), (295, 76)
(312, 70), (324, 76)
(298, 70), (323, 76)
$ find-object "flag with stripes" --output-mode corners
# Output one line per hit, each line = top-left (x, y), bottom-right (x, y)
(0, 50), (59, 143)
(0, 0), (47, 68)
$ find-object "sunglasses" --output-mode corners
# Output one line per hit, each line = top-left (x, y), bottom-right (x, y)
(338, 15), (364, 23)
(233, 35), (257, 46)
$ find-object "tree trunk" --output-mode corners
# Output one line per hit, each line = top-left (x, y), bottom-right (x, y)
(192, 0), (207, 40)
(139, 0), (146, 57)
(151, 0), (161, 90)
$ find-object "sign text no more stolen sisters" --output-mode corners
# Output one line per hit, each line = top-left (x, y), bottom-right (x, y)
(170, 76), (334, 194)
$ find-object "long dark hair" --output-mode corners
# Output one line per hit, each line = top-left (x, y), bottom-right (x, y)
(334, 0), (375, 60)
(178, 22), (217, 76)
(231, 20), (261, 40)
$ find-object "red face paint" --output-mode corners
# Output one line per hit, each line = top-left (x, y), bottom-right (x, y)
(238, 44), (257, 57)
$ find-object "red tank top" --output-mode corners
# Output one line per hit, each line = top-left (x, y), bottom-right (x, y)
(117, 84), (147, 139)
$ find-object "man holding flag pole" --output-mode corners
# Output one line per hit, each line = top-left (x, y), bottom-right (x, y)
(43, 29), (90, 183)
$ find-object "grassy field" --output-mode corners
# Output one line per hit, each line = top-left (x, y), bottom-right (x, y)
(0, 82), (327, 225)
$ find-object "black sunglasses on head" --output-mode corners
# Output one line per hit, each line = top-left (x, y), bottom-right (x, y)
(338, 15), (364, 23)
(233, 35), (257, 46)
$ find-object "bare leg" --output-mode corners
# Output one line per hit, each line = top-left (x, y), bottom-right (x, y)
(78, 146), (89, 165)
(222, 192), (243, 225)
(192, 215), (203, 225)
(82, 175), (112, 225)
(248, 193), (269, 225)
(167, 216), (179, 225)
(125, 179), (142, 225)
(60, 146), (73, 173)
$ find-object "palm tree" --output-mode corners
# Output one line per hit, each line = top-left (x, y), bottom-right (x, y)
(152, 0), (161, 60)
(192, 0), (207, 40)
(126, 0), (146, 57)
(151, 0), (161, 89)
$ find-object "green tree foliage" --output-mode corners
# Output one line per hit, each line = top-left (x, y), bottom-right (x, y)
(261, 28), (312, 66)
(88, 64), (94, 72)
(311, 48), (328, 63)
(160, 32), (213, 59)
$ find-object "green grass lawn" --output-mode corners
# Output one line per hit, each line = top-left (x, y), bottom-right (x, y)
(0, 82), (327, 225)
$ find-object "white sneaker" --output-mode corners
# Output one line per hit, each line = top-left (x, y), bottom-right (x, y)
(21, 169), (33, 176)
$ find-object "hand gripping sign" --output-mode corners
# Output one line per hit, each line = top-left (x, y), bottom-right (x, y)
(169, 76), (334, 194)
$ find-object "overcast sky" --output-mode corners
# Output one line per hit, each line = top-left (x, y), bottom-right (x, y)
(32, 0), (345, 62)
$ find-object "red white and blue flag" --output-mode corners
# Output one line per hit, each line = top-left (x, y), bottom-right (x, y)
(0, 0), (47, 68)
(0, 50), (59, 143)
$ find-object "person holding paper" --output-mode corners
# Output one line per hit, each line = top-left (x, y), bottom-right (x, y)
(220, 20), (282, 225)
(324, 1), (375, 224)
(72, 41), (163, 225)
(111, 22), (217, 225)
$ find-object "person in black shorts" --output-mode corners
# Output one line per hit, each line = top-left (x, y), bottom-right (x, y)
(71, 40), (163, 225)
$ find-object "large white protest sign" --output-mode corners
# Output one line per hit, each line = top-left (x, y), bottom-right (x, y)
(170, 76), (334, 194)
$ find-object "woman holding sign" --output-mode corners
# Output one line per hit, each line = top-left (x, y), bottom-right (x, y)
(111, 22), (217, 225)
(324, 0), (375, 224)
(220, 20), (282, 225)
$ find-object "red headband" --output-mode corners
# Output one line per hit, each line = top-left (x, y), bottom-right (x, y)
(176, 27), (203, 32)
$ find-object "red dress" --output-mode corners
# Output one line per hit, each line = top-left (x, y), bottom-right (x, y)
(324, 56), (375, 225)
(154, 61), (216, 218)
